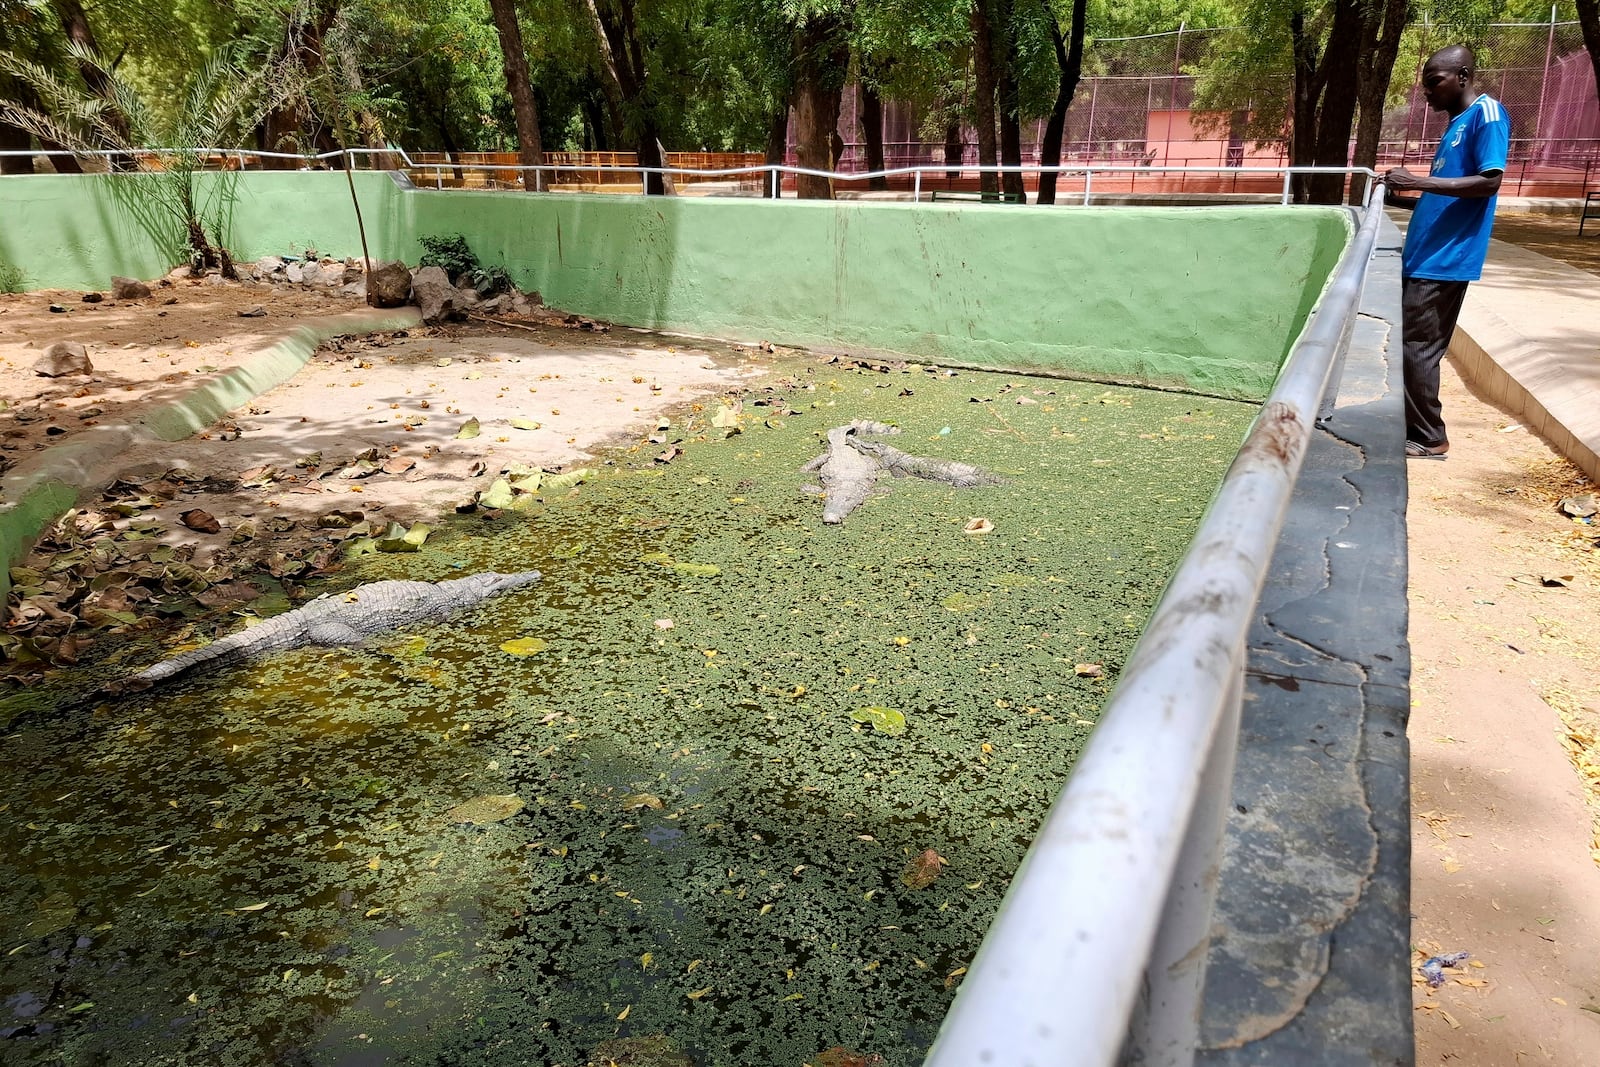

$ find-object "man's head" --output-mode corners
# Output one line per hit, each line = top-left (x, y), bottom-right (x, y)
(1421, 45), (1477, 114)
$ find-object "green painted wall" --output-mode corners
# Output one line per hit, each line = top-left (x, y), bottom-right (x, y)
(1, 174), (1349, 399)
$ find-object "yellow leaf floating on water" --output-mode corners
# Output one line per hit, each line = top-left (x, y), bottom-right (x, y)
(621, 794), (664, 811)
(686, 959), (703, 973)
(445, 795), (525, 825)
(687, 986), (713, 1000)
(236, 902), (270, 912)
(1074, 663), (1104, 678)
(367, 856), (382, 870)
(616, 1005), (630, 1021)
(963, 517), (994, 535)
(500, 637), (548, 656)
(851, 706), (907, 737)
(640, 952), (654, 970)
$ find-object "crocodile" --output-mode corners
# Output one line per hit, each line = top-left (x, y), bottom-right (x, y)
(123, 570), (542, 691)
(803, 421), (1002, 524)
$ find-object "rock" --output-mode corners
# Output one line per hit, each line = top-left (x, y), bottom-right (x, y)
(284, 262), (305, 284)
(341, 281), (367, 301)
(300, 261), (323, 286)
(411, 265), (461, 324)
(455, 286), (481, 311)
(238, 305), (267, 318)
(167, 265), (192, 281)
(342, 262), (364, 285)
(479, 294), (506, 315)
(110, 276), (151, 300)
(47, 303), (65, 314)
(510, 289), (544, 316)
(81, 292), (102, 303)
(255, 256), (284, 277)
(367, 260), (412, 308)
(33, 341), (92, 377)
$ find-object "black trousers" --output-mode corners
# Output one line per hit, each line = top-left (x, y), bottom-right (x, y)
(1402, 276), (1470, 449)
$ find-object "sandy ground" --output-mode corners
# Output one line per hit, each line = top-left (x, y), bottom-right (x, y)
(1489, 213), (1600, 279)
(1408, 356), (1600, 1062)
(1, 278), (770, 685)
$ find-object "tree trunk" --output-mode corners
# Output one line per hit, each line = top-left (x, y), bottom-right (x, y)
(488, 0), (544, 191)
(944, 119), (963, 181)
(1289, 12), (1322, 203)
(996, 0), (1025, 202)
(970, 1), (999, 197)
(1307, 0), (1366, 205)
(1577, 0), (1600, 110)
(585, 0), (666, 194)
(764, 105), (788, 197)
(258, 1), (339, 168)
(861, 81), (887, 190)
(1035, 0), (1087, 206)
(1349, 0), (1409, 204)
(51, 0), (132, 169)
(0, 108), (34, 174)
(790, 14), (848, 200)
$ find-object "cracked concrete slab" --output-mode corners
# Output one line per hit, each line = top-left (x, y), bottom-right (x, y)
(1198, 216), (1413, 1066)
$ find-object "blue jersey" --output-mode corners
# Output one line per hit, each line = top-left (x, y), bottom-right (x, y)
(1402, 94), (1510, 282)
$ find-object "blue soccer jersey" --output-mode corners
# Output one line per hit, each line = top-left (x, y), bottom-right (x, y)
(1401, 94), (1510, 282)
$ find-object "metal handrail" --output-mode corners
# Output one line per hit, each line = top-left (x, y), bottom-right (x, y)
(0, 147), (1378, 206)
(924, 189), (1385, 1067)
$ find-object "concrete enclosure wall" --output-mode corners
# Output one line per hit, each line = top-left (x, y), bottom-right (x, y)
(0, 173), (1349, 399)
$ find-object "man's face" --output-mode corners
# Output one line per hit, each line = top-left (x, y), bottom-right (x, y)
(1421, 64), (1467, 113)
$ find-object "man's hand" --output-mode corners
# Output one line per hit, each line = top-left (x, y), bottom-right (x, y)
(1385, 166), (1426, 191)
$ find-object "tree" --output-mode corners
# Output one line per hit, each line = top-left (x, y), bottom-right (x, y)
(583, 0), (667, 193)
(1579, 0), (1600, 111)
(970, 0), (1000, 194)
(0, 43), (272, 273)
(487, 0), (544, 189)
(1349, 0), (1407, 203)
(1036, 0), (1087, 205)
(788, 5), (850, 198)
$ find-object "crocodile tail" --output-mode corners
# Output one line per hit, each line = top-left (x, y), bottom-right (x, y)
(131, 617), (291, 685)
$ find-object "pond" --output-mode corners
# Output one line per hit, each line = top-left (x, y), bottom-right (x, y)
(1, 358), (1254, 1066)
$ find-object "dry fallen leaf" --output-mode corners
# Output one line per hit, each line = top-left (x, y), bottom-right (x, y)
(901, 848), (947, 890)
(179, 509), (221, 534)
(1075, 663), (1104, 678)
(962, 517), (994, 535)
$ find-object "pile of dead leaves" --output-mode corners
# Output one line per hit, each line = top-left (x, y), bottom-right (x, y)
(0, 462), (426, 681)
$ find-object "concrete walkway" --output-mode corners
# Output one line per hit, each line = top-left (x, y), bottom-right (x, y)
(1449, 237), (1600, 483)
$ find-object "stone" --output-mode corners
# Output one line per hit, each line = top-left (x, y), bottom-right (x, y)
(411, 265), (460, 324)
(284, 262), (305, 285)
(167, 265), (191, 281)
(237, 305), (267, 318)
(81, 292), (102, 303)
(255, 256), (284, 277)
(47, 303), (65, 313)
(342, 262), (364, 285)
(479, 294), (506, 315)
(455, 286), (481, 311)
(110, 276), (151, 300)
(300, 261), (324, 286)
(33, 341), (92, 377)
(367, 260), (412, 308)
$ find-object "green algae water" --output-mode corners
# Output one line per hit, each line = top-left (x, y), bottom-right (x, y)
(0, 360), (1253, 1066)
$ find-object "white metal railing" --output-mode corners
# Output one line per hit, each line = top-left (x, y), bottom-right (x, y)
(0, 147), (1380, 206)
(924, 190), (1385, 1067)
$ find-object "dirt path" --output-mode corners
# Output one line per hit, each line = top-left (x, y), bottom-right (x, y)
(1408, 356), (1600, 1063)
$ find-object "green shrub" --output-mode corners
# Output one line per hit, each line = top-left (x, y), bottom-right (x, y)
(0, 263), (25, 294)
(417, 234), (512, 296)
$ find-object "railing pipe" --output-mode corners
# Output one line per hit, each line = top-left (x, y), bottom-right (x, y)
(923, 188), (1385, 1067)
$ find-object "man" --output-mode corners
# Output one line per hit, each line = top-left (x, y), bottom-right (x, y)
(1385, 45), (1510, 459)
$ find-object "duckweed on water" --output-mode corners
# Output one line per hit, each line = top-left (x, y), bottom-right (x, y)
(0, 360), (1253, 1066)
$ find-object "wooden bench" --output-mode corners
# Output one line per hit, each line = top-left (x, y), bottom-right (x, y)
(1580, 191), (1600, 237)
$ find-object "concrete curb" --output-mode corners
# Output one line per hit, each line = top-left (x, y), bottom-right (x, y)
(0, 306), (422, 605)
(1451, 308), (1600, 488)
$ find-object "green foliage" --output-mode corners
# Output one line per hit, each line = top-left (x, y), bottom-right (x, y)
(417, 232), (511, 293)
(0, 261), (25, 293)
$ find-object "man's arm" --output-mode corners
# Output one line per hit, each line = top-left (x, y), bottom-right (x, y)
(1384, 167), (1502, 198)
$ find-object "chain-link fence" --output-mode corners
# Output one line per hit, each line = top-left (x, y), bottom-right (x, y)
(836, 18), (1598, 194)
